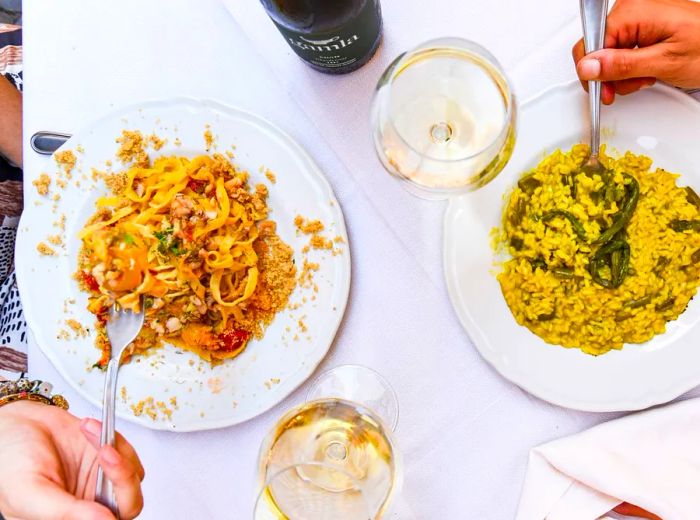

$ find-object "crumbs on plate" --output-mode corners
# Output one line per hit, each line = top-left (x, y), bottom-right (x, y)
(55, 150), (77, 175)
(36, 242), (56, 256)
(130, 396), (178, 421)
(32, 174), (51, 195)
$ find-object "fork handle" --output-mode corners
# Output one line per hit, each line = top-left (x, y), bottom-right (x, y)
(95, 357), (120, 518)
(580, 0), (609, 155)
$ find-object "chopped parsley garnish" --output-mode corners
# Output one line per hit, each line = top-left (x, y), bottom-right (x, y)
(155, 227), (174, 255)
(122, 233), (135, 245)
(170, 241), (187, 256)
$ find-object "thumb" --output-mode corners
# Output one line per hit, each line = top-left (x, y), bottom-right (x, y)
(97, 445), (144, 520)
(577, 46), (665, 82)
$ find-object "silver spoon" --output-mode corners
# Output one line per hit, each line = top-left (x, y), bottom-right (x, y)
(30, 131), (71, 155)
(95, 298), (145, 518)
(579, 0), (609, 174)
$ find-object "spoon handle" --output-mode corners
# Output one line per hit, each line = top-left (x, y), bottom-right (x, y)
(580, 0), (608, 155)
(29, 131), (71, 155)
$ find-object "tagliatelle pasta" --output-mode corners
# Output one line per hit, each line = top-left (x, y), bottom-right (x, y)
(76, 150), (297, 368)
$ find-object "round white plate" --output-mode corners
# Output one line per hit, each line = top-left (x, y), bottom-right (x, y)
(16, 99), (351, 431)
(444, 81), (700, 412)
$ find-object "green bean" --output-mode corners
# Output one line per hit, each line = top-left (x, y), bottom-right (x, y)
(594, 174), (640, 244)
(610, 249), (622, 286)
(669, 219), (700, 232)
(509, 197), (527, 226)
(509, 236), (524, 251)
(685, 187), (700, 210)
(536, 310), (556, 321)
(542, 210), (588, 241)
(552, 267), (575, 279)
(604, 184), (617, 204)
(588, 256), (612, 288)
(564, 172), (578, 199)
(692, 248), (700, 264)
(623, 295), (653, 309)
(594, 239), (630, 261)
(655, 256), (670, 274)
(617, 242), (631, 285)
(589, 240), (631, 288)
(655, 297), (676, 312)
(518, 173), (541, 194)
(615, 311), (632, 322)
(529, 257), (548, 272)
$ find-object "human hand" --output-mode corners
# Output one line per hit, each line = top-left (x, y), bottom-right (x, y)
(0, 75), (22, 167)
(613, 502), (662, 520)
(572, 0), (700, 104)
(0, 400), (144, 520)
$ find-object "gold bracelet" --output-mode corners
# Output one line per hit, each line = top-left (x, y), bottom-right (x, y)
(0, 375), (69, 410)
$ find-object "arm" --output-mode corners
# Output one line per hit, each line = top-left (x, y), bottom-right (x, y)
(0, 74), (22, 167)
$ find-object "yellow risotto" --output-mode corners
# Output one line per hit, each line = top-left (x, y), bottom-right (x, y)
(497, 144), (700, 355)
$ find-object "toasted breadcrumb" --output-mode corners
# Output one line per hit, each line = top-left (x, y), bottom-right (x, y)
(310, 235), (333, 250)
(265, 170), (277, 184)
(65, 319), (88, 337)
(147, 133), (167, 150)
(55, 150), (77, 174)
(204, 129), (214, 151)
(116, 130), (149, 166)
(294, 215), (324, 234)
(299, 260), (319, 289)
(105, 172), (128, 195)
(54, 214), (66, 230)
(47, 234), (63, 246)
(32, 174), (51, 195)
(37, 242), (56, 256)
(298, 318), (308, 333)
(207, 377), (223, 394)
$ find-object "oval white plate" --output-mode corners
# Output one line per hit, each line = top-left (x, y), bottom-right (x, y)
(16, 99), (351, 431)
(444, 81), (700, 412)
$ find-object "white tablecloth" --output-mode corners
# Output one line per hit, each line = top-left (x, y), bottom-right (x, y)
(22, 1), (700, 518)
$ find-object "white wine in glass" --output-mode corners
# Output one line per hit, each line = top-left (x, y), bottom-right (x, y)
(256, 398), (399, 519)
(371, 37), (516, 199)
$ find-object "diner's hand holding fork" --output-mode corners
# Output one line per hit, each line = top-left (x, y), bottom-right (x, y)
(572, 0), (700, 104)
(0, 400), (144, 520)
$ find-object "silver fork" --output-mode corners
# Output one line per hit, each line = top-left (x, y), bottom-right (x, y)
(579, 0), (609, 175)
(95, 298), (145, 518)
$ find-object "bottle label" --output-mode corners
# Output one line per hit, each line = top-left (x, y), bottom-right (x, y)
(271, 1), (381, 70)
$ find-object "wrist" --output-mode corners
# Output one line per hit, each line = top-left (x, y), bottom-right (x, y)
(0, 376), (69, 411)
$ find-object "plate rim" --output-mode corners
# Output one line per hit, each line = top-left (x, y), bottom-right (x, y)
(443, 80), (700, 412)
(16, 96), (352, 431)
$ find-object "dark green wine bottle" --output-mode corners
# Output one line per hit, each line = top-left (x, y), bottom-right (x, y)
(260, 0), (383, 74)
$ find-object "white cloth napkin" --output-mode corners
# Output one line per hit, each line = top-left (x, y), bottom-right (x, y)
(517, 397), (700, 520)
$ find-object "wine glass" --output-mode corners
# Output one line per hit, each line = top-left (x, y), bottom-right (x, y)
(254, 462), (374, 520)
(371, 37), (517, 199)
(255, 366), (401, 519)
